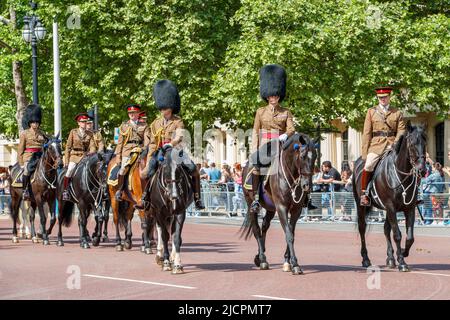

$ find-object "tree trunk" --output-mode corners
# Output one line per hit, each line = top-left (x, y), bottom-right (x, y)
(9, 6), (28, 133)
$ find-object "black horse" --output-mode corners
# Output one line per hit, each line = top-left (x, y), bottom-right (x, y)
(56, 153), (105, 248)
(9, 136), (63, 245)
(240, 133), (317, 275)
(91, 149), (114, 244)
(352, 123), (427, 272)
(143, 146), (193, 274)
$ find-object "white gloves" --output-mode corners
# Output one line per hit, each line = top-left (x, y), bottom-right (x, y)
(279, 133), (288, 142)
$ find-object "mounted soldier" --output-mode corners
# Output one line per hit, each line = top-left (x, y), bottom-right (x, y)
(249, 64), (316, 211)
(17, 104), (49, 201)
(86, 109), (105, 153)
(359, 86), (407, 206)
(114, 103), (148, 201)
(134, 79), (204, 210)
(62, 112), (96, 201)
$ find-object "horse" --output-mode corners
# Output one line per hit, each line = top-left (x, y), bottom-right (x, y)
(55, 152), (105, 248)
(91, 149), (115, 244)
(352, 123), (427, 272)
(144, 146), (193, 274)
(106, 150), (149, 252)
(240, 133), (317, 275)
(8, 136), (63, 245)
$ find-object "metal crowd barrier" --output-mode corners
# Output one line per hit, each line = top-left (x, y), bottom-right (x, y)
(187, 181), (450, 226)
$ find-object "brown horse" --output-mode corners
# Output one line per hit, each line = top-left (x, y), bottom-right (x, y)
(240, 133), (316, 275)
(8, 137), (63, 244)
(106, 151), (151, 252)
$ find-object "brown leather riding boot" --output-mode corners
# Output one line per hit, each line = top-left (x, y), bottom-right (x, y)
(62, 176), (71, 201)
(360, 170), (373, 207)
(115, 174), (125, 201)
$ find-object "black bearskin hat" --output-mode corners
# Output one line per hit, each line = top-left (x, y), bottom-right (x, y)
(23, 104), (42, 128)
(153, 80), (180, 114)
(259, 64), (287, 102)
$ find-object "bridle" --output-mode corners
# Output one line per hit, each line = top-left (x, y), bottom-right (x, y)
(280, 141), (312, 204)
(37, 141), (62, 189)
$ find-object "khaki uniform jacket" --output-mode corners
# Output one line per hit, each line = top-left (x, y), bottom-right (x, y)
(361, 105), (406, 159)
(17, 128), (47, 166)
(88, 130), (105, 153)
(147, 115), (184, 156)
(251, 104), (295, 153)
(64, 128), (96, 164)
(114, 120), (148, 162)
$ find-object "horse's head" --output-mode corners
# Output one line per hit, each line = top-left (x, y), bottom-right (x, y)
(84, 152), (106, 186)
(404, 123), (427, 176)
(43, 134), (63, 169)
(283, 133), (317, 191)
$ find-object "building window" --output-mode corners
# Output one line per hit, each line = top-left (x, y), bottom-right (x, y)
(342, 130), (348, 162)
(435, 122), (444, 165)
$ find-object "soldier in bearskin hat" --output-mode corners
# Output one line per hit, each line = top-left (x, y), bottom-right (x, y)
(249, 64), (316, 211)
(86, 109), (105, 153)
(114, 103), (148, 201)
(359, 86), (407, 206)
(17, 104), (49, 200)
(134, 80), (204, 210)
(62, 112), (96, 200)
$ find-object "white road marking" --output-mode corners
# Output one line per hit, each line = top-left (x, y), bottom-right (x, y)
(252, 295), (294, 300)
(83, 274), (197, 290)
(331, 264), (450, 278)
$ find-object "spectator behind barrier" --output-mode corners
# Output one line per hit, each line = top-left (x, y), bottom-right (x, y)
(208, 162), (221, 183)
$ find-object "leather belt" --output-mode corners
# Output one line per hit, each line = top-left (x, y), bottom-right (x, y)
(72, 148), (85, 151)
(372, 131), (396, 137)
(126, 140), (141, 144)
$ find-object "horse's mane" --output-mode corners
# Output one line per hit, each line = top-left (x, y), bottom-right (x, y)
(394, 124), (427, 155)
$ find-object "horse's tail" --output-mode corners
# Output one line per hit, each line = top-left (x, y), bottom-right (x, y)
(61, 201), (75, 227)
(239, 208), (258, 241)
(118, 200), (129, 230)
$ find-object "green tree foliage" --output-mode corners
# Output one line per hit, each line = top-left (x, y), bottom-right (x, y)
(1, 0), (448, 140)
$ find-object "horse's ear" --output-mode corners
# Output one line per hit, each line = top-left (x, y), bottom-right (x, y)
(406, 120), (413, 132)
(298, 135), (307, 146)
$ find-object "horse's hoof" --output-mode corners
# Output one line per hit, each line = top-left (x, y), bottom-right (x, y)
(155, 255), (164, 266)
(254, 255), (261, 267)
(57, 241), (64, 247)
(32, 237), (39, 243)
(362, 260), (372, 268)
(82, 243), (90, 249)
(43, 239), (50, 246)
(92, 238), (100, 247)
(140, 245), (145, 253)
(163, 261), (172, 272)
(124, 241), (132, 250)
(399, 265), (410, 272)
(386, 259), (396, 269)
(292, 266), (304, 275)
(260, 262), (269, 270)
(172, 265), (184, 274)
(12, 236), (19, 243)
(116, 244), (124, 251)
(145, 248), (153, 255)
(282, 263), (292, 272)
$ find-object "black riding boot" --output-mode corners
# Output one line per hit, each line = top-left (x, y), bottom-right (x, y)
(250, 168), (261, 211)
(134, 158), (159, 210)
(115, 174), (126, 201)
(22, 175), (31, 201)
(306, 195), (317, 210)
(191, 170), (205, 210)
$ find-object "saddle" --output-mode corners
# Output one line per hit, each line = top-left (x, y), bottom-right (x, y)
(10, 164), (36, 188)
(107, 149), (141, 188)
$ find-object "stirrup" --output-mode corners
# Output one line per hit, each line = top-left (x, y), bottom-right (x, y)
(360, 195), (371, 207)
(62, 190), (70, 201)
